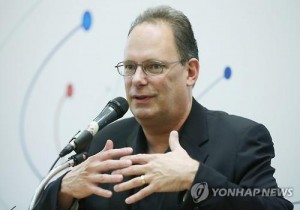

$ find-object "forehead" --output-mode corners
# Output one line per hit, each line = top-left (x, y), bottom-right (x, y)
(124, 22), (179, 61)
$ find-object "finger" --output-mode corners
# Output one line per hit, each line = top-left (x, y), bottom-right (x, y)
(89, 184), (113, 198)
(96, 159), (132, 172)
(94, 147), (133, 161)
(111, 164), (145, 176)
(102, 140), (114, 151)
(90, 173), (124, 183)
(120, 153), (155, 164)
(114, 175), (146, 192)
(125, 185), (153, 204)
(169, 130), (183, 152)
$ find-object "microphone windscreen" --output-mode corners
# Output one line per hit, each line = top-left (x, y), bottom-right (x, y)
(109, 97), (129, 117)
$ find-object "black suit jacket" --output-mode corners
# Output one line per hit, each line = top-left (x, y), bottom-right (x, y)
(36, 99), (293, 210)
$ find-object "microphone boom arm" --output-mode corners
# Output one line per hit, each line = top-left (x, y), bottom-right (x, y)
(29, 153), (88, 210)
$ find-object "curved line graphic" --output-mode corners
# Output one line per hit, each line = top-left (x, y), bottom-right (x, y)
(19, 11), (92, 179)
(54, 94), (65, 156)
(196, 66), (232, 100)
(19, 23), (85, 179)
(196, 76), (223, 100)
(0, 0), (43, 53)
(54, 84), (74, 156)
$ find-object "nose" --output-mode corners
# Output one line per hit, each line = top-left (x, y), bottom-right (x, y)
(131, 66), (147, 85)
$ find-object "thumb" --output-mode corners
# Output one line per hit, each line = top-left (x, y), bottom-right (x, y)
(169, 130), (183, 152)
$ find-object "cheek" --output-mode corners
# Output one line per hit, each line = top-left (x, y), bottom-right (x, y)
(160, 73), (181, 91)
(123, 79), (131, 102)
(124, 78), (131, 91)
(163, 74), (187, 99)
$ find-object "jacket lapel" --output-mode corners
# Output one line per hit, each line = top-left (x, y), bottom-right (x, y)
(179, 98), (209, 164)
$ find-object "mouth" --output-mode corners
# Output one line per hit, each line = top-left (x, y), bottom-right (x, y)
(134, 95), (149, 99)
(132, 95), (153, 102)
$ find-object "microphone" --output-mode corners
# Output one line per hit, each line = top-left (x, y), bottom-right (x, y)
(59, 97), (129, 157)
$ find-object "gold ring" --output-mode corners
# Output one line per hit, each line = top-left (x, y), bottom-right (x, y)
(140, 175), (146, 185)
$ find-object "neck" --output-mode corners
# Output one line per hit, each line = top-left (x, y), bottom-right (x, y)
(139, 100), (193, 154)
(142, 129), (170, 154)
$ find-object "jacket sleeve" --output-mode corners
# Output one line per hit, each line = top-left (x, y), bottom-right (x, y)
(179, 124), (294, 210)
(33, 172), (78, 210)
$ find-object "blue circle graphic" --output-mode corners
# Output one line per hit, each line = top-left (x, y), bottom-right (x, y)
(224, 66), (232, 79)
(82, 11), (92, 31)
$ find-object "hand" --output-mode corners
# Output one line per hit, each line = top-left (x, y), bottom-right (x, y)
(112, 130), (200, 204)
(60, 140), (133, 199)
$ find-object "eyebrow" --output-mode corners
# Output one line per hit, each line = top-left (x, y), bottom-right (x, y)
(123, 59), (165, 63)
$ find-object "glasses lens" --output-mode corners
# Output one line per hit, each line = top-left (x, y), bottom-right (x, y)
(121, 62), (136, 76)
(116, 60), (171, 76)
(143, 61), (164, 75)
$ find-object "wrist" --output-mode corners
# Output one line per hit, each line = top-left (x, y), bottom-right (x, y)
(185, 159), (200, 190)
(57, 172), (75, 210)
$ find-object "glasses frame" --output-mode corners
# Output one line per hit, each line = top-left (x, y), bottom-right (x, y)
(115, 60), (183, 76)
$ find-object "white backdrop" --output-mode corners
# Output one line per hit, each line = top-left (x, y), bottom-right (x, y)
(0, 0), (299, 209)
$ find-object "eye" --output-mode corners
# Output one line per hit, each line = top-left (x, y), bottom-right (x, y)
(144, 63), (164, 74)
(124, 63), (136, 71)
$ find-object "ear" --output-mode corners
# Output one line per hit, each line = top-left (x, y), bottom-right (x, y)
(186, 58), (199, 87)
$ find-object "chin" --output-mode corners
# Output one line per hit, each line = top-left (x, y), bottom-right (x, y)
(132, 108), (155, 120)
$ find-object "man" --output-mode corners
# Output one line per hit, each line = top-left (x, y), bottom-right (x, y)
(36, 5), (293, 210)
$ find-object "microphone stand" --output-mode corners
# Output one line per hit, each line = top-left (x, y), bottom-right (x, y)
(29, 152), (87, 210)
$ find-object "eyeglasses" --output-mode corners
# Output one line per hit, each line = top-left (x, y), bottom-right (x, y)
(115, 60), (183, 76)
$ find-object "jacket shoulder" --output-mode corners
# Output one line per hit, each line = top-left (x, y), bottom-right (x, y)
(205, 108), (264, 134)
